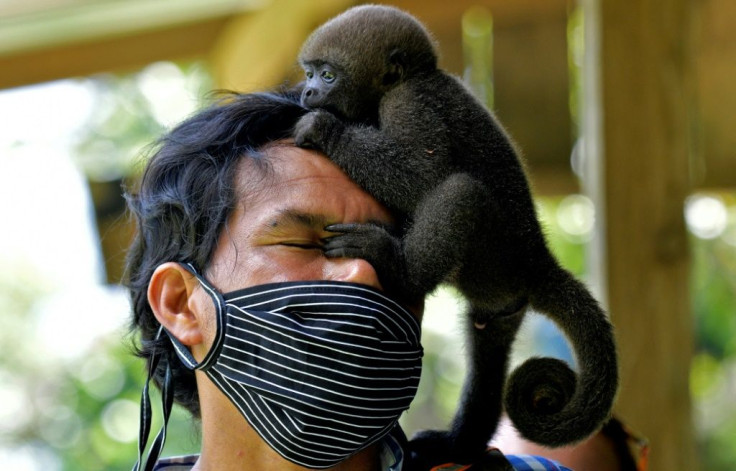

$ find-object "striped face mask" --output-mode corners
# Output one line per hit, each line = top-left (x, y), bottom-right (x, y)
(135, 263), (423, 470)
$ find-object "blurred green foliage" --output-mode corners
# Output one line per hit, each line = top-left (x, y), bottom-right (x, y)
(0, 62), (210, 470)
(688, 194), (736, 471)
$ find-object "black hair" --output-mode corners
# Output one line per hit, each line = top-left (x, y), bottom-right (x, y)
(124, 90), (307, 416)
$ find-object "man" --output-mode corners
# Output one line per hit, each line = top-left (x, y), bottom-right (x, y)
(126, 90), (570, 470)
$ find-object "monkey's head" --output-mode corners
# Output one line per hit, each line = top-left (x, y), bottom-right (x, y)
(298, 5), (438, 123)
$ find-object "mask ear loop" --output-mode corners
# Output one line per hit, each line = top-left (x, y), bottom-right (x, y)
(133, 262), (224, 471)
(133, 325), (175, 471)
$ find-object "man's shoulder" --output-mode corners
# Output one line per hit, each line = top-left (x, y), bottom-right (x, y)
(505, 454), (573, 471)
(149, 449), (572, 471)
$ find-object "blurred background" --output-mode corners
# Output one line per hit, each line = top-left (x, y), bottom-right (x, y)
(0, 0), (733, 469)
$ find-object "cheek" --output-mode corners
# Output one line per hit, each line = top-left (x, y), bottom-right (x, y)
(232, 249), (330, 287)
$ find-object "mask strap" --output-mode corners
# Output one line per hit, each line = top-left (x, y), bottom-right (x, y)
(133, 326), (175, 471)
(172, 262), (226, 372)
(134, 262), (220, 470)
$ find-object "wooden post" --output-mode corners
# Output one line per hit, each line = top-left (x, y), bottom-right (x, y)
(581, 0), (699, 469)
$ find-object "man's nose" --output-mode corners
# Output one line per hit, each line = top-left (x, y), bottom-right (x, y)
(324, 257), (383, 290)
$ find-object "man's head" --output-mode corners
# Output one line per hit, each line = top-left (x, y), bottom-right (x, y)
(125, 91), (308, 416)
(125, 90), (407, 421)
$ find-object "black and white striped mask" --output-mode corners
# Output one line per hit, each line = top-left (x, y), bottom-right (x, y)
(170, 263), (423, 469)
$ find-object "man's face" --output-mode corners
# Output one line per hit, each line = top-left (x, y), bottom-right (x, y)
(205, 143), (410, 310)
(146, 142), (422, 468)
(166, 143), (423, 468)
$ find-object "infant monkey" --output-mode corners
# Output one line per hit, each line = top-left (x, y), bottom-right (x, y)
(295, 5), (618, 469)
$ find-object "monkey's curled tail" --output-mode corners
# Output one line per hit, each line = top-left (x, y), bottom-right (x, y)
(504, 266), (618, 447)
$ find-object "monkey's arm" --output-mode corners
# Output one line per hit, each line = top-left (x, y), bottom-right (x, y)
(294, 86), (452, 213)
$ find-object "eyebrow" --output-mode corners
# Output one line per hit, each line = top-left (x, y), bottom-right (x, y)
(265, 209), (330, 234)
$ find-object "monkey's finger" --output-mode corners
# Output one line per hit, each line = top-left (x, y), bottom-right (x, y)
(323, 235), (362, 249)
(324, 223), (364, 233)
(324, 246), (365, 259)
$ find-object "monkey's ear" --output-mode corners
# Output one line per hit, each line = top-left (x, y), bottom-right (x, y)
(384, 49), (406, 85)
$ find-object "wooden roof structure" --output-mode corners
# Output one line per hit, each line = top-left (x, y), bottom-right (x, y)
(4, 1), (733, 469)
(3, 0), (733, 190)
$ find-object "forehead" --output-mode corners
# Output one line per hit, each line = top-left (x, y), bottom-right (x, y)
(233, 143), (393, 224)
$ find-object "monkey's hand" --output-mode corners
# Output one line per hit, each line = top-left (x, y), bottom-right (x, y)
(323, 223), (422, 303)
(294, 109), (345, 153)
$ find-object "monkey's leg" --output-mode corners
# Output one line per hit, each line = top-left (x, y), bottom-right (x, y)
(324, 173), (486, 302)
(402, 173), (488, 295)
(409, 304), (526, 469)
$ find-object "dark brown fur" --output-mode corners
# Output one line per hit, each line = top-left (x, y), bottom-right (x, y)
(294, 5), (618, 469)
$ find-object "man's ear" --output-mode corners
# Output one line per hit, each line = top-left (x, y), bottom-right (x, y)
(148, 262), (204, 346)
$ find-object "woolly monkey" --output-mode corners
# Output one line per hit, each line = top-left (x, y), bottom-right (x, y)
(294, 5), (618, 469)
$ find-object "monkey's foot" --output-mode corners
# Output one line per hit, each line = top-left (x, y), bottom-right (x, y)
(408, 429), (496, 470)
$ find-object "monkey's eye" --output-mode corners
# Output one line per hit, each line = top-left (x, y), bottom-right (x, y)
(321, 70), (336, 83)
(305, 70), (314, 79)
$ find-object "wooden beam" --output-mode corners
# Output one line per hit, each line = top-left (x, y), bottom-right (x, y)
(493, 3), (573, 179)
(582, 0), (698, 469)
(209, 0), (355, 91)
(0, 17), (229, 89)
(692, 0), (736, 189)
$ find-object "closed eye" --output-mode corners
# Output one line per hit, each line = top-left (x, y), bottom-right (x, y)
(281, 242), (324, 251)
